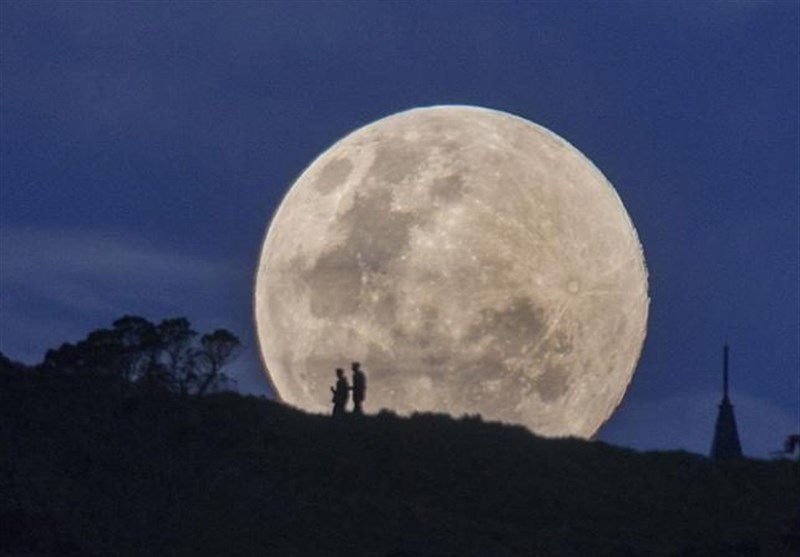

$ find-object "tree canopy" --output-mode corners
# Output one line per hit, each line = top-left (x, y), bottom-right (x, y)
(37, 315), (241, 395)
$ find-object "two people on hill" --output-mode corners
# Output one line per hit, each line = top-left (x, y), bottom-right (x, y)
(331, 361), (366, 416)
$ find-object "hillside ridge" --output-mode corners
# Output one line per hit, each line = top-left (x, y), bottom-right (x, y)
(2, 366), (798, 557)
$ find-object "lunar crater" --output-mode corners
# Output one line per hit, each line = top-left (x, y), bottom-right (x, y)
(314, 158), (353, 194)
(369, 141), (428, 184)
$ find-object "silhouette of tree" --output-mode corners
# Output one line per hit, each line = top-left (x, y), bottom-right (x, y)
(111, 315), (159, 384)
(37, 317), (149, 381)
(195, 329), (241, 395)
(156, 318), (197, 395)
(40, 329), (123, 379)
(33, 316), (239, 396)
(40, 342), (84, 375)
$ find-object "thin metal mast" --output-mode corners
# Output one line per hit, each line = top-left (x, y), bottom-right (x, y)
(723, 344), (729, 401)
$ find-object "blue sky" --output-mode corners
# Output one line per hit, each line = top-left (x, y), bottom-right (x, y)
(1, 1), (797, 458)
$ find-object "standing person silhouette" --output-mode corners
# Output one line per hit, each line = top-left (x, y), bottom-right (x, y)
(330, 368), (349, 417)
(350, 362), (366, 415)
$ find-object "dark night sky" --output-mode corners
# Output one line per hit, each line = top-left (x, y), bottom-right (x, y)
(1, 1), (797, 458)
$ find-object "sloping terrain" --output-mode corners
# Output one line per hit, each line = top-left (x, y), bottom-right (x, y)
(2, 368), (798, 557)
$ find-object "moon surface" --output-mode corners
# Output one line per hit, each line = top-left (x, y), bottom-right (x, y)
(255, 106), (648, 438)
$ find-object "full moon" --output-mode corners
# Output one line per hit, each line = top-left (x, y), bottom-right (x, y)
(255, 106), (648, 438)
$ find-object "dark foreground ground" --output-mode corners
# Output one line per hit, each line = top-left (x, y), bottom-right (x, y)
(2, 368), (798, 557)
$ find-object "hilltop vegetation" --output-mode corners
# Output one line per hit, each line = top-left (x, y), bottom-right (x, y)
(1, 323), (798, 557)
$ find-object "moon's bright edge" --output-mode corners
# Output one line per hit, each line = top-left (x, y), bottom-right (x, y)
(255, 105), (648, 438)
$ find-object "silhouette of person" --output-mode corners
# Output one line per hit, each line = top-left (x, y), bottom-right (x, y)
(350, 361), (366, 415)
(330, 368), (349, 417)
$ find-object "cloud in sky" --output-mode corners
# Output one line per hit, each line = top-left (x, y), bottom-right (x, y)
(0, 226), (238, 359)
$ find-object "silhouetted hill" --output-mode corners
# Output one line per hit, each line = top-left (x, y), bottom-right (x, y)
(2, 363), (798, 557)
